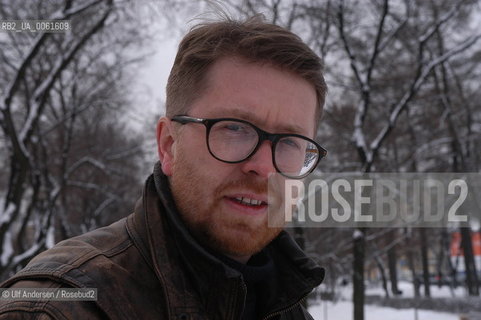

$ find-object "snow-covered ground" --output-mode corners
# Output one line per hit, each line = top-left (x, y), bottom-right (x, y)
(364, 280), (467, 299)
(308, 281), (472, 320)
(309, 300), (460, 320)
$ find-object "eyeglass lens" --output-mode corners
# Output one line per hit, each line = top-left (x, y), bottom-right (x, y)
(208, 120), (319, 177)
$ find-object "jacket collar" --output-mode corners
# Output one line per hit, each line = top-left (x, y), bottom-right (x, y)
(128, 163), (324, 318)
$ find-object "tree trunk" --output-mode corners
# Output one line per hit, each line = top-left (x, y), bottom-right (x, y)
(374, 255), (389, 298)
(405, 228), (420, 298)
(460, 227), (479, 296)
(387, 230), (401, 296)
(440, 229), (456, 296)
(420, 228), (431, 297)
(353, 229), (365, 320)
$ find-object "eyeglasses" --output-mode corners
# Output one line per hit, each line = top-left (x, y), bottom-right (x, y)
(171, 115), (327, 178)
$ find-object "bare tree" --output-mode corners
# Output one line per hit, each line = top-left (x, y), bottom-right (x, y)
(321, 1), (481, 317)
(0, 0), (155, 280)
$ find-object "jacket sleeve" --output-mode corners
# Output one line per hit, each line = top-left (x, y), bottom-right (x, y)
(0, 301), (60, 320)
(0, 279), (106, 320)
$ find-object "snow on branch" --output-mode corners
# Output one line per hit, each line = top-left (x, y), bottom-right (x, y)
(0, 0), (105, 113)
(0, 231), (13, 267)
(0, 34), (49, 112)
(0, 229), (45, 270)
(65, 156), (125, 179)
(353, 229), (364, 240)
(336, 0), (365, 90)
(369, 33), (481, 157)
(11, 241), (45, 267)
(19, 2), (113, 144)
(366, 0), (388, 85)
(339, 1), (391, 165)
(424, 33), (481, 73)
(105, 144), (145, 161)
(0, 203), (16, 230)
(378, 14), (408, 53)
(418, 1), (464, 44)
(92, 197), (115, 218)
(67, 180), (122, 202)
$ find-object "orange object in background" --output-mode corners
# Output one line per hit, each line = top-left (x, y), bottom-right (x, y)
(451, 232), (481, 256)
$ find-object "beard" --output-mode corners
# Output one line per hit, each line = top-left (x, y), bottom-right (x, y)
(169, 148), (283, 259)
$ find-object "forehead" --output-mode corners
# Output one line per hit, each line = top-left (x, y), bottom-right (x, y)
(211, 107), (306, 134)
(189, 57), (318, 137)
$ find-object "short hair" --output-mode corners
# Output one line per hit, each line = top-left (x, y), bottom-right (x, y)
(165, 16), (327, 130)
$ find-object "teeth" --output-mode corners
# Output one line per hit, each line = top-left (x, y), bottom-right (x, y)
(234, 197), (263, 206)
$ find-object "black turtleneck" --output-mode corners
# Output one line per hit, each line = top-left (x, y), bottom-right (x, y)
(214, 250), (275, 320)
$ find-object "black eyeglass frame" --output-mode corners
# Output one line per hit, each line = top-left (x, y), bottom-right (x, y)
(171, 115), (327, 179)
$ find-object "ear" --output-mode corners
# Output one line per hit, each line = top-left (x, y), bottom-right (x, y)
(156, 117), (176, 176)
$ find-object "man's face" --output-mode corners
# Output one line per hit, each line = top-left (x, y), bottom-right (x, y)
(166, 57), (317, 262)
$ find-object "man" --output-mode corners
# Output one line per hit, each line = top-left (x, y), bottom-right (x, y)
(0, 16), (327, 319)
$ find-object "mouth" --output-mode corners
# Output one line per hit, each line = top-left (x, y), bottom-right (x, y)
(224, 194), (268, 215)
(232, 196), (266, 206)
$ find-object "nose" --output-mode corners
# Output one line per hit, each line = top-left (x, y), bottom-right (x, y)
(240, 140), (277, 178)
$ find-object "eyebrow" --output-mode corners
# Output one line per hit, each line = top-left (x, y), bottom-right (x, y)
(213, 108), (307, 135)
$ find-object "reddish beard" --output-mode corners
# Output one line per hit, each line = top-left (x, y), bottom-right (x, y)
(170, 152), (283, 259)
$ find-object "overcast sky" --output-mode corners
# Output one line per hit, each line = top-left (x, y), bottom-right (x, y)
(137, 36), (178, 114)
(129, 1), (210, 123)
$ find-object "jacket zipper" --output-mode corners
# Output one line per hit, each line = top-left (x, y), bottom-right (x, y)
(261, 292), (310, 320)
(233, 280), (248, 320)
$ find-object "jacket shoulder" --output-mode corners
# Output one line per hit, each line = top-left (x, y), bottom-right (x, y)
(4, 218), (132, 286)
(279, 304), (315, 320)
(0, 217), (163, 319)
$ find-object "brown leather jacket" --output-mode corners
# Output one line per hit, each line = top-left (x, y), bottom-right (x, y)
(0, 168), (324, 319)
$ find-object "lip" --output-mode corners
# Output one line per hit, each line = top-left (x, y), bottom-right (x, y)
(223, 193), (268, 216)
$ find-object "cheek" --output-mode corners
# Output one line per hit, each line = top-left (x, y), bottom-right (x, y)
(185, 142), (234, 178)
(172, 147), (219, 204)
(173, 131), (242, 199)
(181, 132), (211, 163)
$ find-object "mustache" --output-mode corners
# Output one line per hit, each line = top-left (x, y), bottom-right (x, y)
(215, 178), (268, 195)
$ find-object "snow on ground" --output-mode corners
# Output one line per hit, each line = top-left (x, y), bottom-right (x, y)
(308, 300), (460, 320)
(308, 281), (470, 320)
(365, 280), (467, 298)
(331, 280), (467, 300)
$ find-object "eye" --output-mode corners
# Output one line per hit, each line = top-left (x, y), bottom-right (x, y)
(217, 121), (251, 135)
(280, 137), (301, 150)
(225, 123), (245, 131)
